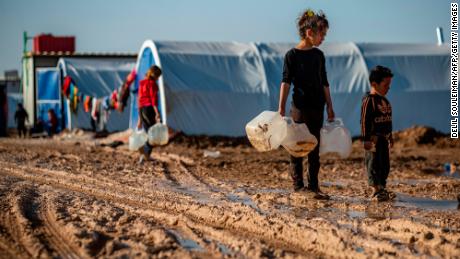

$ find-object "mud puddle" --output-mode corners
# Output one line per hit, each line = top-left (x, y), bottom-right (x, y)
(442, 171), (460, 179)
(166, 230), (204, 252)
(226, 193), (265, 215)
(395, 193), (459, 210)
(216, 242), (233, 256)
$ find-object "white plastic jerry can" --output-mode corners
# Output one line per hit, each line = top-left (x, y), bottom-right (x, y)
(148, 123), (169, 146)
(129, 129), (148, 151)
(245, 111), (287, 152)
(319, 118), (352, 159)
(281, 117), (318, 157)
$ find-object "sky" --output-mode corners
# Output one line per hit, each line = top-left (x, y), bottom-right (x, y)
(0, 0), (453, 74)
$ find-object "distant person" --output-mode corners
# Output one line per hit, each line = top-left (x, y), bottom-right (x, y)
(137, 65), (162, 164)
(360, 65), (395, 202)
(278, 9), (335, 200)
(45, 108), (58, 136)
(14, 103), (28, 138)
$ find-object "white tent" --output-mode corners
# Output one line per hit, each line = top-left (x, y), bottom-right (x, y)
(131, 40), (449, 136)
(359, 43), (449, 132)
(58, 58), (136, 131)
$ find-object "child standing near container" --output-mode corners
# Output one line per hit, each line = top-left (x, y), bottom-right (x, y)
(360, 65), (394, 202)
(137, 65), (162, 164)
(278, 9), (335, 199)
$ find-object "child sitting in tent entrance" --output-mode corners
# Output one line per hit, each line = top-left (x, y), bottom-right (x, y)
(360, 65), (395, 202)
(45, 108), (58, 137)
(137, 65), (162, 164)
(278, 9), (335, 200)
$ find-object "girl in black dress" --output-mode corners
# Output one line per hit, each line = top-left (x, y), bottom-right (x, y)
(278, 9), (335, 199)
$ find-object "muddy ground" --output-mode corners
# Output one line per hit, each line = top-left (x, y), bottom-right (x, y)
(0, 126), (459, 258)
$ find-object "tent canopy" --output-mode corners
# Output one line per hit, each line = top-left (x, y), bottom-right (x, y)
(132, 40), (449, 136)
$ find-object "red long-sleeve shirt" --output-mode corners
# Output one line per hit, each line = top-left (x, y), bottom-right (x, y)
(138, 79), (159, 108)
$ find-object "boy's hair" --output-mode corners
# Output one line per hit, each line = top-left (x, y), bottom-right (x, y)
(146, 65), (162, 80)
(297, 9), (329, 40)
(369, 65), (393, 84)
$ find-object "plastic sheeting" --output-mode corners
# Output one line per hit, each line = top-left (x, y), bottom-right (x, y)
(58, 58), (136, 131)
(131, 41), (270, 136)
(132, 41), (449, 136)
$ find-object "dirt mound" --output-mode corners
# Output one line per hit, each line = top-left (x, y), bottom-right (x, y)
(392, 126), (456, 147)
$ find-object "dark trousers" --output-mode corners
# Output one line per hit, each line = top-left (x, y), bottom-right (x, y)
(44, 123), (57, 137)
(289, 106), (324, 191)
(365, 137), (390, 187)
(140, 106), (156, 155)
(17, 123), (27, 138)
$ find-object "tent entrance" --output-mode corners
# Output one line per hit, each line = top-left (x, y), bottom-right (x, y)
(36, 68), (62, 131)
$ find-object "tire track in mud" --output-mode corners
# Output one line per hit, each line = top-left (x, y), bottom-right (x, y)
(0, 181), (43, 258)
(0, 161), (323, 256)
(1, 156), (460, 258)
(156, 153), (219, 192)
(153, 153), (265, 217)
(0, 177), (29, 259)
(0, 164), (289, 257)
(162, 154), (270, 217)
(0, 161), (395, 257)
(39, 194), (88, 259)
(0, 213), (30, 259)
(0, 161), (191, 212)
(6, 184), (57, 258)
(6, 182), (85, 258)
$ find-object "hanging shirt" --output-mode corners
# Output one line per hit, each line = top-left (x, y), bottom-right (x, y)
(360, 92), (393, 141)
(282, 47), (329, 110)
(138, 79), (158, 108)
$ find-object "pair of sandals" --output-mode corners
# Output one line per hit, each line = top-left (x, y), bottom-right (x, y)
(372, 188), (396, 202)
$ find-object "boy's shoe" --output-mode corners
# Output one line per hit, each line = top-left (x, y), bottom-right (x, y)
(372, 189), (389, 202)
(382, 189), (396, 200)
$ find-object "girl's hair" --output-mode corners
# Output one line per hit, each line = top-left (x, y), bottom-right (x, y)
(146, 65), (162, 80)
(297, 9), (329, 40)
